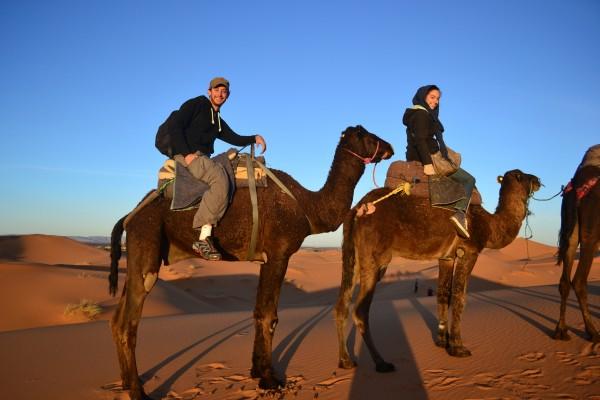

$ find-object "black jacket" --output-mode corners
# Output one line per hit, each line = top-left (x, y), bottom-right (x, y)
(166, 95), (256, 156)
(403, 107), (442, 165)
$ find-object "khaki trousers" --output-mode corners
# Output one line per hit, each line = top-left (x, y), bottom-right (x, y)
(175, 154), (229, 229)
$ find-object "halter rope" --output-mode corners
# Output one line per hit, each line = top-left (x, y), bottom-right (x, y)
(343, 140), (381, 186)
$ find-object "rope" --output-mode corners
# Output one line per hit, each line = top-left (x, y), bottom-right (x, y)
(521, 184), (535, 269)
(371, 163), (379, 188)
(531, 185), (564, 202)
(371, 182), (411, 205)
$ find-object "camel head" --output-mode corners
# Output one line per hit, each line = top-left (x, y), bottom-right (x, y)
(340, 125), (394, 163)
(497, 169), (541, 198)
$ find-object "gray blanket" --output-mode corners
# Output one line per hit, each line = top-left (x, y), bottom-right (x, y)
(171, 152), (236, 211)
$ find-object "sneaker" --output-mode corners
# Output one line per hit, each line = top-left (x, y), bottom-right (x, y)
(192, 237), (222, 261)
(450, 211), (470, 239)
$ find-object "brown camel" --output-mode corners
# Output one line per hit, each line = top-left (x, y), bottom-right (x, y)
(335, 169), (540, 372)
(553, 146), (600, 343)
(108, 125), (393, 399)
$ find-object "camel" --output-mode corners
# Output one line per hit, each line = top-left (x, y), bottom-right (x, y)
(335, 169), (540, 372)
(553, 145), (600, 343)
(108, 125), (393, 400)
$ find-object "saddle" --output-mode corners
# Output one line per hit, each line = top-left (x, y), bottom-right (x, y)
(157, 149), (268, 211)
(384, 160), (482, 207)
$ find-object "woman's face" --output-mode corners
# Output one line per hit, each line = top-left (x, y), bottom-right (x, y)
(425, 89), (440, 110)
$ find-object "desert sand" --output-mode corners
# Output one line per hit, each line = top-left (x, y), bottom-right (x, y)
(0, 234), (599, 400)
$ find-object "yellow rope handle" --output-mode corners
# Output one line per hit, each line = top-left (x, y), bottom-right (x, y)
(371, 182), (411, 205)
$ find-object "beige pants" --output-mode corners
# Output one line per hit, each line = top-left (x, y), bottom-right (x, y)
(174, 153), (229, 229)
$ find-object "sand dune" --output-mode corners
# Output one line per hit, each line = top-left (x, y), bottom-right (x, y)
(0, 234), (598, 399)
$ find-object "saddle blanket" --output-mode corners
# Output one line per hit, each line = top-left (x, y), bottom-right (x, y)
(158, 149), (268, 211)
(384, 160), (482, 206)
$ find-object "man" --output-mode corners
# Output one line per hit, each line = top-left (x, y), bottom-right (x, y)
(158, 77), (267, 260)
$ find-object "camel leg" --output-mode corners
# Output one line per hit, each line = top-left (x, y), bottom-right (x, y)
(436, 257), (455, 348)
(572, 238), (600, 342)
(334, 254), (358, 369)
(251, 258), (288, 389)
(553, 228), (578, 341)
(110, 233), (161, 400)
(446, 248), (477, 357)
(352, 263), (395, 373)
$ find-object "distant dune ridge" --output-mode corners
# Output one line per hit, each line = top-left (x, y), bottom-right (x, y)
(0, 234), (599, 399)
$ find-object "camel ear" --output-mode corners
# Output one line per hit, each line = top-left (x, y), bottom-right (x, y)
(497, 175), (503, 184)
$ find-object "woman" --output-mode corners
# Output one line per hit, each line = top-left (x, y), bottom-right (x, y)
(402, 84), (475, 238)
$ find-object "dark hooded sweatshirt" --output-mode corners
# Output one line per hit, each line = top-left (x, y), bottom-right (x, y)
(166, 95), (256, 157)
(402, 85), (448, 165)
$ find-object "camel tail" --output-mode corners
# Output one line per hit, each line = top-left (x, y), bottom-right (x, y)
(341, 209), (358, 294)
(557, 190), (577, 266)
(109, 215), (127, 297)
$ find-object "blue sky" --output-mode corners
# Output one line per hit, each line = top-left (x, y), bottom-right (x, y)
(1, 0), (598, 247)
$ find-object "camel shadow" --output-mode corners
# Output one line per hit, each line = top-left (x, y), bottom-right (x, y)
(272, 305), (333, 374)
(513, 285), (600, 314)
(346, 301), (428, 400)
(144, 317), (253, 398)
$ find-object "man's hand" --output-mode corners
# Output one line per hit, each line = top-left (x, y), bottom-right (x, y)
(254, 134), (267, 154)
(423, 164), (436, 176)
(184, 153), (199, 165)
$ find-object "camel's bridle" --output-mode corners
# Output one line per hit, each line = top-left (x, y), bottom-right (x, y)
(343, 140), (381, 165)
(343, 140), (383, 187)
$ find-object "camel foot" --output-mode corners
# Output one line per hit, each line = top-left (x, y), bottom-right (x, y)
(375, 361), (395, 373)
(435, 336), (448, 348)
(552, 327), (571, 341)
(447, 345), (472, 357)
(338, 357), (357, 369)
(436, 331), (449, 348)
(127, 389), (152, 400)
(258, 375), (284, 390)
(587, 332), (600, 343)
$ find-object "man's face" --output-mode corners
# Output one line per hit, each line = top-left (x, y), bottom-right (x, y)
(208, 85), (229, 109)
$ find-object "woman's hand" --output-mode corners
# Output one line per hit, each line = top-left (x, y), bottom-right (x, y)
(184, 153), (199, 165)
(423, 164), (436, 176)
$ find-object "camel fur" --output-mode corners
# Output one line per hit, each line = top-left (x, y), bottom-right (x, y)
(108, 125), (393, 400)
(553, 156), (600, 343)
(335, 169), (540, 372)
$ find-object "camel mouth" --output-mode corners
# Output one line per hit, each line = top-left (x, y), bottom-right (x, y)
(379, 151), (393, 161)
(529, 177), (542, 193)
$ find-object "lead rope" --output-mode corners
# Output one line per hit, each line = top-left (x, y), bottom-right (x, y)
(521, 183), (536, 269)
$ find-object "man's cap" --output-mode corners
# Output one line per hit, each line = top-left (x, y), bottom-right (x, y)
(209, 77), (230, 90)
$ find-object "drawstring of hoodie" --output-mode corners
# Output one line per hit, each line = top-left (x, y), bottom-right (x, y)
(210, 108), (222, 132)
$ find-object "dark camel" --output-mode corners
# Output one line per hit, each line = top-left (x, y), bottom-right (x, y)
(335, 169), (540, 372)
(553, 147), (600, 342)
(108, 125), (393, 399)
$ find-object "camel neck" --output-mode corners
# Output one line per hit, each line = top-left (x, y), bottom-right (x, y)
(304, 147), (367, 233)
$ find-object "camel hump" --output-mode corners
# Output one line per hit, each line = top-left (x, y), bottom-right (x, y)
(384, 160), (482, 206)
(580, 144), (600, 169)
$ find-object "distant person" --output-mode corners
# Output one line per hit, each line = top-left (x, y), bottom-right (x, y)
(402, 85), (475, 238)
(156, 77), (267, 260)
(414, 278), (419, 294)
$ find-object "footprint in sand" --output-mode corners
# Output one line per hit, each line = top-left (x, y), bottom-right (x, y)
(425, 376), (462, 390)
(424, 369), (463, 390)
(553, 394), (577, 399)
(555, 351), (580, 366)
(197, 362), (229, 371)
(519, 368), (543, 378)
(517, 351), (546, 362)
(316, 375), (351, 387)
(580, 342), (600, 358)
